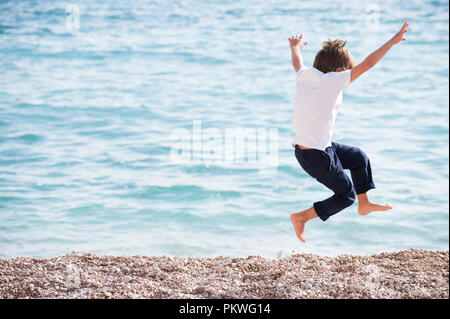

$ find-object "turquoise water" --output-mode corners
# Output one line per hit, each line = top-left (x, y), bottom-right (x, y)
(0, 0), (448, 259)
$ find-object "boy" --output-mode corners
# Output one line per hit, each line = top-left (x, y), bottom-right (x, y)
(289, 20), (409, 243)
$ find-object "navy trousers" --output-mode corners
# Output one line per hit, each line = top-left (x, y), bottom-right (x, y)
(295, 142), (375, 221)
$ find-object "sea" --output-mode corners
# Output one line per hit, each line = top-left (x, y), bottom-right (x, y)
(0, 0), (448, 258)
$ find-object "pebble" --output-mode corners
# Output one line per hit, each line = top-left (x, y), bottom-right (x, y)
(0, 249), (447, 299)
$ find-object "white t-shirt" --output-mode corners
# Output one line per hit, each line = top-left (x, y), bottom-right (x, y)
(292, 67), (352, 151)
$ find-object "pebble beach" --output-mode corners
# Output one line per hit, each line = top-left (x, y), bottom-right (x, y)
(0, 249), (448, 299)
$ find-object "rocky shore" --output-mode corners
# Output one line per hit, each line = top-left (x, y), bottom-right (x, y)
(0, 249), (448, 299)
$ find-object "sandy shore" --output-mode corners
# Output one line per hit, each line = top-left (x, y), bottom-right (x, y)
(0, 249), (448, 299)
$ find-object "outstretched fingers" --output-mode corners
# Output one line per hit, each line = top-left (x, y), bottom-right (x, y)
(402, 19), (409, 31)
(289, 33), (303, 40)
(398, 19), (409, 41)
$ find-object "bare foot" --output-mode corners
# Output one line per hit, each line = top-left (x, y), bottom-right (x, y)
(290, 213), (307, 242)
(358, 202), (392, 216)
(290, 207), (318, 243)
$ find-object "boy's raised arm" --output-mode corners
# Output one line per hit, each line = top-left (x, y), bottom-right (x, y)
(351, 20), (409, 82)
(288, 34), (308, 73)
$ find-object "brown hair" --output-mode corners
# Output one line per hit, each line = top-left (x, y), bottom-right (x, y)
(313, 39), (355, 73)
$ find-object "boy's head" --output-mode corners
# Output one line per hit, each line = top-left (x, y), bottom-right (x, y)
(313, 38), (356, 73)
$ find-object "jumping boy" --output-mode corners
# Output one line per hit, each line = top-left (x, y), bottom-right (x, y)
(289, 20), (409, 243)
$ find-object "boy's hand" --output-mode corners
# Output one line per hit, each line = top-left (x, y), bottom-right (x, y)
(289, 34), (308, 50)
(390, 20), (409, 45)
(351, 19), (410, 82)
